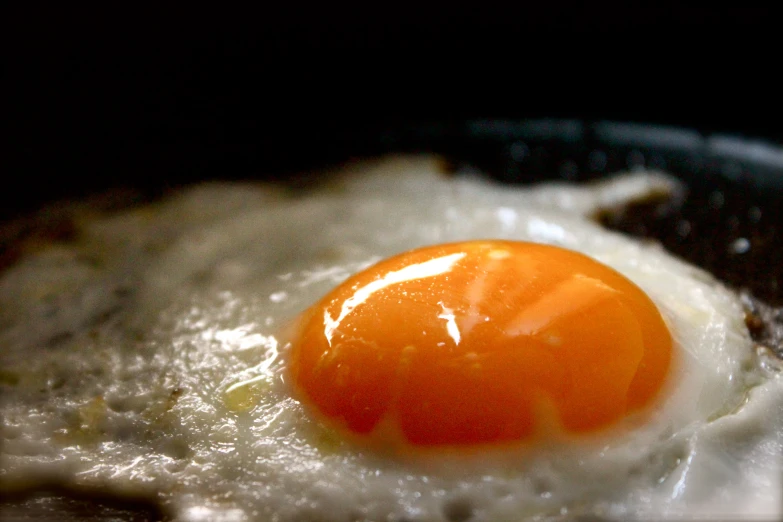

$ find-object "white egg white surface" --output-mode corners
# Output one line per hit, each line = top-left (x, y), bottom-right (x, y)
(1, 156), (781, 522)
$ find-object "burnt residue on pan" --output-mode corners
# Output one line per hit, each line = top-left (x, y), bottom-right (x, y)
(594, 186), (783, 359)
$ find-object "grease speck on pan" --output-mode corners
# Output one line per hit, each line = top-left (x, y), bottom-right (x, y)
(1, 156), (781, 522)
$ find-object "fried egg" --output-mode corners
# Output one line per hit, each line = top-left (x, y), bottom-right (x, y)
(1, 156), (781, 522)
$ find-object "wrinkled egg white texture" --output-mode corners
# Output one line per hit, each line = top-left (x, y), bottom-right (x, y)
(1, 155), (781, 522)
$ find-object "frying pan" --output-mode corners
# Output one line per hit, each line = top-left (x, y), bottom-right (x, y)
(2, 119), (782, 520)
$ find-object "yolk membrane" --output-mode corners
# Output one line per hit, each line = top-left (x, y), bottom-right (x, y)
(288, 241), (672, 448)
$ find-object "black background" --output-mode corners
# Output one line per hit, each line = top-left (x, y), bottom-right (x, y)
(6, 4), (781, 214)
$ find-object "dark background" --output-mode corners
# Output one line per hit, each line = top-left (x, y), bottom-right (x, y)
(6, 4), (781, 215)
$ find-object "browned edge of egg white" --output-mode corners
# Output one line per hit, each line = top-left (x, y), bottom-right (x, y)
(0, 482), (171, 521)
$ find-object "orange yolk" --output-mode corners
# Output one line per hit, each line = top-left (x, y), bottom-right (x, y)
(288, 241), (672, 448)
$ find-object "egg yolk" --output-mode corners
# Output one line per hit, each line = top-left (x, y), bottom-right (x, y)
(288, 241), (672, 448)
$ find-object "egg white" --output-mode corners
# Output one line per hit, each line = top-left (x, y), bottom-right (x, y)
(1, 155), (780, 522)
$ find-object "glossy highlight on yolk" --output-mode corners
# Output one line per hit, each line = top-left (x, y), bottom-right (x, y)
(288, 241), (672, 448)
